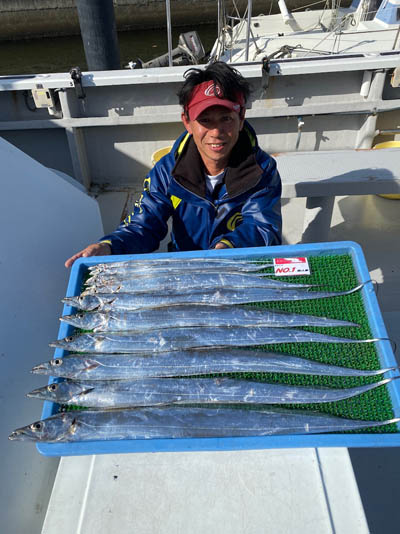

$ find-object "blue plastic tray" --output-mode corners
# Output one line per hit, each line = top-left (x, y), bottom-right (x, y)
(37, 241), (400, 456)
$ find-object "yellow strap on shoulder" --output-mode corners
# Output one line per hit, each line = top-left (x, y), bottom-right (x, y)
(177, 133), (190, 156)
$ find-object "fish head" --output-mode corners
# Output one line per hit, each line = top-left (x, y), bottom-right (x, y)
(31, 359), (54, 375)
(49, 333), (82, 351)
(81, 287), (96, 296)
(9, 412), (78, 442)
(32, 355), (100, 379)
(27, 380), (94, 403)
(88, 263), (107, 272)
(60, 311), (103, 330)
(62, 295), (100, 311)
(49, 333), (98, 352)
(84, 275), (97, 286)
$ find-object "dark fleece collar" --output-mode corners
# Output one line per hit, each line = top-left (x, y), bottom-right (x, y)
(171, 129), (263, 199)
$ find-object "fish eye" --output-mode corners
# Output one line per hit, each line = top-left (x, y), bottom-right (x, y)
(78, 313), (85, 318)
(66, 336), (74, 342)
(51, 358), (63, 367)
(31, 422), (43, 432)
(48, 383), (58, 392)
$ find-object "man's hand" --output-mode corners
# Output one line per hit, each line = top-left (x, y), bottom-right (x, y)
(214, 242), (230, 250)
(65, 242), (112, 268)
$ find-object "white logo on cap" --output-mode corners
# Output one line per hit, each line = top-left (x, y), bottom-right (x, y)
(204, 84), (222, 97)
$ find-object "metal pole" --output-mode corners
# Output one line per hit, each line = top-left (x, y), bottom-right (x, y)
(245, 0), (253, 62)
(218, 0), (222, 38)
(166, 0), (173, 67)
(392, 25), (400, 50)
(75, 0), (121, 71)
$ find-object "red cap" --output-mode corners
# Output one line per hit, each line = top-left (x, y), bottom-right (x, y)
(186, 80), (244, 121)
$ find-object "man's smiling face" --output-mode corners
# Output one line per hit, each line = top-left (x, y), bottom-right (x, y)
(181, 105), (244, 175)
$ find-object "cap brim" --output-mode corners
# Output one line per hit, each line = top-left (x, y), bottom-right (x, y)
(188, 98), (239, 121)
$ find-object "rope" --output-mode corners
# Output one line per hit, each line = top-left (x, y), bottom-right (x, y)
(292, 0), (328, 11)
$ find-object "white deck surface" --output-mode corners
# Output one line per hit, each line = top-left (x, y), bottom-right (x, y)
(42, 448), (368, 534)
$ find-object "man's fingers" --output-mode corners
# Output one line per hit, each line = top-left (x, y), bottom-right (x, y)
(65, 247), (93, 268)
(65, 243), (111, 268)
(65, 251), (84, 268)
(214, 242), (229, 249)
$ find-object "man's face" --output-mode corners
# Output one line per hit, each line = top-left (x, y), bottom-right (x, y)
(181, 106), (244, 175)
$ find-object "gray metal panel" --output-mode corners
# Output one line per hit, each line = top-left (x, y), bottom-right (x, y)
(84, 122), (183, 189)
(1, 52), (400, 91)
(276, 148), (400, 197)
(2, 128), (75, 178)
(1, 55), (399, 193)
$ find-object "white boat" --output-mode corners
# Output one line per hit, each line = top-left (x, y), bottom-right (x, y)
(211, 0), (400, 61)
(1, 2), (400, 533)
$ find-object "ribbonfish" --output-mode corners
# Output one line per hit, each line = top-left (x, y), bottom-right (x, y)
(83, 273), (315, 294)
(27, 377), (396, 408)
(9, 407), (400, 442)
(63, 285), (364, 312)
(31, 350), (395, 380)
(86, 267), (275, 284)
(50, 326), (379, 354)
(60, 306), (359, 333)
(88, 258), (272, 274)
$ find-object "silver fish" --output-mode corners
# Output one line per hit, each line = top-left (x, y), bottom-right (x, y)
(49, 327), (378, 354)
(88, 258), (272, 274)
(86, 271), (271, 288)
(82, 272), (317, 295)
(9, 407), (400, 442)
(63, 285), (364, 312)
(86, 267), (274, 284)
(27, 377), (396, 408)
(31, 350), (394, 381)
(60, 306), (359, 333)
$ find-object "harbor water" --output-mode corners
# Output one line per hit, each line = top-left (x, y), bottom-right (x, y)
(0, 23), (218, 76)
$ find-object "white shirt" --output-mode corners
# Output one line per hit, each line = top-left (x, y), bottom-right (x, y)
(205, 170), (225, 194)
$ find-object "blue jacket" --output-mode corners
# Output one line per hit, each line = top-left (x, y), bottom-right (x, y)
(100, 121), (282, 253)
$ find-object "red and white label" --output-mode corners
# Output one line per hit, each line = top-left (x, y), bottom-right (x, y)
(273, 257), (310, 276)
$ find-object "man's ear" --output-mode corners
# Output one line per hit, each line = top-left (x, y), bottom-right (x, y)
(181, 112), (193, 134)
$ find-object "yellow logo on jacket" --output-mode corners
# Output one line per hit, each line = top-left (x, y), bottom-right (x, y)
(143, 177), (151, 192)
(227, 212), (243, 231)
(123, 177), (151, 224)
(170, 195), (182, 209)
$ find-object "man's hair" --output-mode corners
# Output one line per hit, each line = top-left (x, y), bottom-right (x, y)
(178, 61), (251, 116)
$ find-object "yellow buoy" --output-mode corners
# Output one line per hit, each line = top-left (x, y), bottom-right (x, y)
(373, 141), (400, 199)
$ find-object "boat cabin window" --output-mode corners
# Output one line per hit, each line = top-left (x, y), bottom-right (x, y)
(365, 0), (383, 20)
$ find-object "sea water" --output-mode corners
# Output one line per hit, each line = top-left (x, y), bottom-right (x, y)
(0, 24), (217, 76)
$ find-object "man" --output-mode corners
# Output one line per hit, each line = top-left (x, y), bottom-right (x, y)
(65, 62), (282, 268)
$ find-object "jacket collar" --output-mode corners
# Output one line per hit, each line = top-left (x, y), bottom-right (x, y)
(171, 125), (263, 199)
